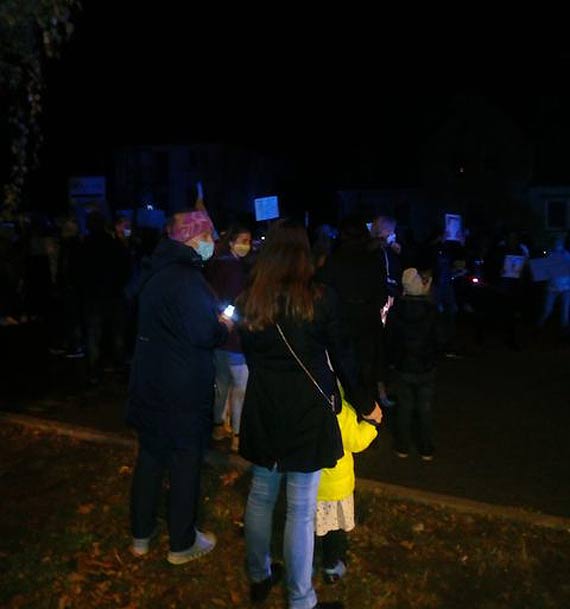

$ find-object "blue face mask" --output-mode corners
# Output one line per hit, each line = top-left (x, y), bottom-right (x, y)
(195, 240), (214, 261)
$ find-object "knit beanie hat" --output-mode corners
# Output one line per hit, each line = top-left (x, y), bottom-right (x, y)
(402, 267), (432, 296)
(168, 210), (214, 242)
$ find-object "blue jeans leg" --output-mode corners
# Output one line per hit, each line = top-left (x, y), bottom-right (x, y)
(245, 465), (282, 582)
(244, 466), (321, 609)
(284, 471), (321, 609)
(227, 354), (248, 435)
(213, 350), (232, 425)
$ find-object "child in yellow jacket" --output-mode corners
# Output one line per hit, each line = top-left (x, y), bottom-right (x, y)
(316, 394), (379, 583)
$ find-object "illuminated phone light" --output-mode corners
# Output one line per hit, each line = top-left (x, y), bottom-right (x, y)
(471, 277), (479, 284)
(223, 305), (235, 319)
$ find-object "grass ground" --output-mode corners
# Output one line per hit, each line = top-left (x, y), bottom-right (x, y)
(1, 424), (569, 609)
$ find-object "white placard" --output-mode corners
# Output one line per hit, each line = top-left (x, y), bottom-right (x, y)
(254, 196), (280, 222)
(444, 213), (463, 242)
(501, 255), (526, 279)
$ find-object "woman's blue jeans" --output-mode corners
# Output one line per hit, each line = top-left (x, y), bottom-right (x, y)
(213, 349), (248, 434)
(245, 465), (321, 609)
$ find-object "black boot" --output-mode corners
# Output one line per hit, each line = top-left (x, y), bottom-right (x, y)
(250, 562), (284, 603)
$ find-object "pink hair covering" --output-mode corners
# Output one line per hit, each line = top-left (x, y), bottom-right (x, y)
(171, 210), (214, 242)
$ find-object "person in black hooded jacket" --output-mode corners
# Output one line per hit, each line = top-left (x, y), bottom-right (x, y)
(127, 210), (231, 565)
(385, 268), (444, 461)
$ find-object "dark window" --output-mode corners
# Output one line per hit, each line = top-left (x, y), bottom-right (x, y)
(394, 200), (411, 226)
(545, 200), (567, 229)
(155, 151), (170, 186)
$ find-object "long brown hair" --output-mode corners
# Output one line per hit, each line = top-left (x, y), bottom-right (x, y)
(240, 219), (319, 330)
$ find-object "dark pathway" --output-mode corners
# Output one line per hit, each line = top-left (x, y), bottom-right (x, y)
(2, 318), (569, 518)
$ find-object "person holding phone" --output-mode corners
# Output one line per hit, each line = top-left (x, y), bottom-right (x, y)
(205, 224), (252, 452)
(237, 219), (381, 609)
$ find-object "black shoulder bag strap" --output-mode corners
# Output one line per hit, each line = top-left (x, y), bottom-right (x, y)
(276, 323), (336, 413)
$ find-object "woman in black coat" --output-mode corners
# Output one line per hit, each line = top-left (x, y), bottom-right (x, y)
(238, 219), (381, 609)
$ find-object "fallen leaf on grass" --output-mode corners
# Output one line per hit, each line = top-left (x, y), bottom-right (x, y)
(58, 594), (71, 609)
(77, 554), (118, 576)
(77, 503), (95, 515)
(220, 470), (240, 486)
(8, 594), (26, 608)
(400, 540), (415, 550)
(230, 589), (243, 605)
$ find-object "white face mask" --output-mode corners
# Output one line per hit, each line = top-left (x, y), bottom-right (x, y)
(123, 228), (132, 238)
(195, 240), (215, 261)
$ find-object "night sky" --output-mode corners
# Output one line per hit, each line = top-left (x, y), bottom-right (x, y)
(38, 3), (570, 200)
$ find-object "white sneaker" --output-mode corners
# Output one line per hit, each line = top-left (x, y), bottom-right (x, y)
(324, 560), (347, 584)
(131, 525), (159, 556)
(167, 530), (216, 564)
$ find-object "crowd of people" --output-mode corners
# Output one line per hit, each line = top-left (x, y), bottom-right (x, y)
(0, 212), (159, 384)
(1, 206), (569, 608)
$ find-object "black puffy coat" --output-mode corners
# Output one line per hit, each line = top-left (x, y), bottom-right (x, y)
(385, 296), (443, 374)
(238, 286), (374, 473)
(126, 238), (228, 447)
(318, 238), (388, 398)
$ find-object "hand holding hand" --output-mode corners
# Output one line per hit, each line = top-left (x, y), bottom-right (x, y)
(364, 402), (383, 425)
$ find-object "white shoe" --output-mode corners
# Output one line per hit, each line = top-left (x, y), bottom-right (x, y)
(167, 530), (216, 564)
(131, 525), (159, 556)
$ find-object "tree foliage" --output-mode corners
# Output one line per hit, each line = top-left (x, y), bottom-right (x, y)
(0, 0), (80, 218)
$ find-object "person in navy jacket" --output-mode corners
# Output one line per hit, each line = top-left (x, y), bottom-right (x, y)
(127, 209), (231, 564)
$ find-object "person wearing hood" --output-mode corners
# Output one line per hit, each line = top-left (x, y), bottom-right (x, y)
(385, 268), (444, 461)
(127, 209), (232, 564)
(317, 216), (389, 408)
